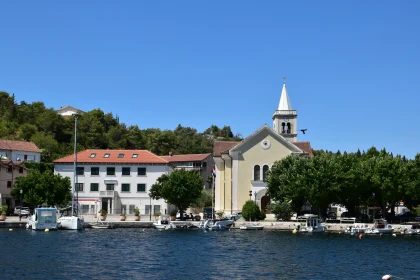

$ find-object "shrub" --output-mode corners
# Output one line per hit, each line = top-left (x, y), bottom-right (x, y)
(99, 209), (107, 216)
(242, 200), (261, 221)
(134, 207), (140, 216)
(268, 201), (293, 221)
(1, 205), (7, 215)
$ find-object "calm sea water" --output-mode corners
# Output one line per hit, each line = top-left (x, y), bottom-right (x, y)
(1, 228), (419, 280)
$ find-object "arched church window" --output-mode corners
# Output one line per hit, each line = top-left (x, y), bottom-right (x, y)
(287, 122), (291, 134)
(263, 165), (269, 182)
(281, 122), (286, 134)
(254, 165), (260, 181)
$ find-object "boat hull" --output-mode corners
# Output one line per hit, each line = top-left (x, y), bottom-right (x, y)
(58, 216), (84, 230)
(240, 225), (264, 230)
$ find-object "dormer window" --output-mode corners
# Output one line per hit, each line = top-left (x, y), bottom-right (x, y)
(90, 153), (96, 158)
(132, 154), (138, 158)
(118, 153), (124, 158)
(104, 153), (110, 158)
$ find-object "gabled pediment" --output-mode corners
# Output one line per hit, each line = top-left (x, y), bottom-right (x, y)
(229, 124), (304, 154)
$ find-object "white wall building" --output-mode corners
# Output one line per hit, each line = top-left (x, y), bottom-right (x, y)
(56, 105), (85, 117)
(0, 139), (41, 162)
(54, 149), (173, 218)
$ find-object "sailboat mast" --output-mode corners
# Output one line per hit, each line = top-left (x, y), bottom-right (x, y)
(72, 116), (78, 216)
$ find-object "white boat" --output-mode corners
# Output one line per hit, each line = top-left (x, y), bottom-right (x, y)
(200, 218), (234, 230)
(58, 215), (84, 230)
(240, 224), (264, 230)
(26, 208), (58, 230)
(365, 219), (394, 234)
(90, 222), (115, 229)
(401, 224), (420, 235)
(153, 216), (176, 230)
(345, 222), (369, 234)
(295, 214), (326, 233)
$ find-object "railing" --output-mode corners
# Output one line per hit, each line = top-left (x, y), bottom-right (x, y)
(99, 191), (116, 197)
(272, 110), (297, 116)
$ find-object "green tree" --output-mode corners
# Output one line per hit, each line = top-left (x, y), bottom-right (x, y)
(149, 169), (203, 218)
(11, 170), (71, 207)
(242, 200), (261, 221)
(190, 189), (212, 213)
(269, 201), (294, 221)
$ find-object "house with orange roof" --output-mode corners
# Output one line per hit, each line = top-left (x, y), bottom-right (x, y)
(53, 149), (173, 218)
(161, 153), (213, 189)
(213, 78), (313, 216)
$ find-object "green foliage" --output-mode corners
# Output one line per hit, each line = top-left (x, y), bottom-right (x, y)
(216, 210), (224, 218)
(153, 212), (161, 217)
(190, 189), (212, 213)
(267, 147), (420, 219)
(0, 92), (242, 162)
(149, 169), (203, 214)
(99, 209), (107, 216)
(120, 212), (126, 217)
(22, 162), (54, 173)
(242, 200), (261, 221)
(169, 208), (178, 216)
(134, 207), (140, 216)
(269, 201), (293, 221)
(11, 170), (71, 207)
(1, 205), (7, 214)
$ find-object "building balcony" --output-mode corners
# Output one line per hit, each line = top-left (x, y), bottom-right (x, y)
(175, 166), (202, 172)
(99, 190), (117, 197)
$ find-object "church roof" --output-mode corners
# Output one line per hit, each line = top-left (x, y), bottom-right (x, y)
(278, 82), (292, 110)
(213, 141), (240, 157)
(293, 142), (313, 157)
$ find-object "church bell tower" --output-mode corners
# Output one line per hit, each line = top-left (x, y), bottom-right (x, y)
(272, 77), (298, 142)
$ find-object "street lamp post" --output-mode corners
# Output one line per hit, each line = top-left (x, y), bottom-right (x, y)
(19, 189), (23, 221)
(149, 194), (152, 221)
(249, 190), (252, 201)
(254, 191), (257, 204)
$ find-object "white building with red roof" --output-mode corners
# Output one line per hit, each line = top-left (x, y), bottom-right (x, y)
(0, 139), (41, 162)
(54, 149), (173, 218)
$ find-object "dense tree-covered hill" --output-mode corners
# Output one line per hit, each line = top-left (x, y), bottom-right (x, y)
(0, 92), (242, 162)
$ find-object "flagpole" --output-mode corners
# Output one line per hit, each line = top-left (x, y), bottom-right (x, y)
(212, 174), (214, 220)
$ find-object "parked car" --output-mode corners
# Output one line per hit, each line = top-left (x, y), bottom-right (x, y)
(229, 212), (242, 221)
(14, 207), (30, 217)
(393, 211), (415, 223)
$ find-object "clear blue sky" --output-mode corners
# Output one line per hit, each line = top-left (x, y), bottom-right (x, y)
(1, 1), (419, 158)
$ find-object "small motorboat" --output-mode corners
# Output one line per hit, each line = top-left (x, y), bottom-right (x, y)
(240, 224), (264, 230)
(26, 207), (58, 231)
(153, 216), (176, 230)
(90, 222), (115, 229)
(365, 219), (394, 234)
(295, 214), (326, 233)
(200, 218), (234, 231)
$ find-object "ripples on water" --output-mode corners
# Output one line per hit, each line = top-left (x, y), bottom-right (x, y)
(1, 228), (419, 279)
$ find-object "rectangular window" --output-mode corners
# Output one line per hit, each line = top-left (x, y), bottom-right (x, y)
(75, 183), (84, 191)
(104, 153), (110, 158)
(202, 162), (207, 168)
(107, 167), (115, 176)
(121, 204), (127, 214)
(76, 167), (84, 175)
(7, 181), (12, 188)
(90, 183), (99, 192)
(82, 205), (89, 214)
(118, 153), (124, 158)
(121, 183), (130, 192)
(137, 167), (146, 176)
(90, 153), (96, 158)
(7, 165), (12, 173)
(91, 167), (99, 176)
(145, 205), (151, 215)
(122, 167), (131, 176)
(132, 154), (138, 158)
(129, 205), (135, 215)
(137, 184), (146, 192)
(19, 167), (24, 173)
(106, 184), (114, 191)
(24, 155), (28, 160)
(154, 205), (161, 214)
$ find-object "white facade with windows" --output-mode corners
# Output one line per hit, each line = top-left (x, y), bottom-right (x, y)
(54, 149), (173, 218)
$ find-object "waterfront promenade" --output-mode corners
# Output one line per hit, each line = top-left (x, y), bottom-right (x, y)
(0, 215), (414, 233)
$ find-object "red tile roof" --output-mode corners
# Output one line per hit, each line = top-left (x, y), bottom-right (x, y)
(53, 149), (169, 164)
(161, 153), (211, 162)
(293, 142), (313, 157)
(213, 141), (241, 157)
(0, 139), (41, 153)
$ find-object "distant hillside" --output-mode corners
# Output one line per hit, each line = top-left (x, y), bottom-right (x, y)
(0, 92), (242, 162)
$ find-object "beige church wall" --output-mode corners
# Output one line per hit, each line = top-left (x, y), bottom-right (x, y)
(214, 158), (225, 210)
(236, 131), (292, 210)
(221, 155), (232, 213)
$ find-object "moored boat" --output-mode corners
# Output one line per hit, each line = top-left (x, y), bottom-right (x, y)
(240, 224), (264, 230)
(26, 207), (58, 230)
(365, 219), (394, 234)
(295, 214), (325, 233)
(200, 218), (234, 231)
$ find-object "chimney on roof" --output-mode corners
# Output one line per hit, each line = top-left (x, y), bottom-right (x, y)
(169, 152), (173, 156)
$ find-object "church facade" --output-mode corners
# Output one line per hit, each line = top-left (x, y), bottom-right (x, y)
(213, 80), (313, 215)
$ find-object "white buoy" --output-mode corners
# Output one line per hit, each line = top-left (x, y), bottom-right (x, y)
(382, 275), (392, 280)
(9, 228), (13, 232)
(45, 228), (50, 232)
(292, 229), (297, 234)
(392, 233), (396, 237)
